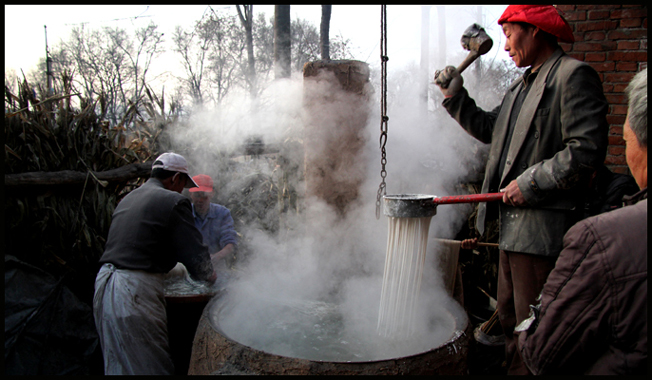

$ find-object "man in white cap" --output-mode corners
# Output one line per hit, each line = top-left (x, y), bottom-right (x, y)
(93, 152), (216, 375)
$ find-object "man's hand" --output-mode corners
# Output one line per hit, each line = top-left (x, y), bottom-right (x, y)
(461, 238), (479, 250)
(434, 65), (463, 97)
(210, 244), (235, 267)
(501, 180), (528, 206)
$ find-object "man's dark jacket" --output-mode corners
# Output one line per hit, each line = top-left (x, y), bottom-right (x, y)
(518, 189), (647, 374)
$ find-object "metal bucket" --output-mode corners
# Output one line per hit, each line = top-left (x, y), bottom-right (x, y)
(164, 270), (223, 374)
(383, 194), (438, 218)
(188, 292), (471, 375)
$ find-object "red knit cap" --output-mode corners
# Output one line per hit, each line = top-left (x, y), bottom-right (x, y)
(498, 5), (574, 43)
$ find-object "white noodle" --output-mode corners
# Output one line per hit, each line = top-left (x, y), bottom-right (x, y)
(377, 216), (432, 338)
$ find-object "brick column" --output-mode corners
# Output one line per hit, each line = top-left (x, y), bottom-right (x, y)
(558, 5), (647, 174)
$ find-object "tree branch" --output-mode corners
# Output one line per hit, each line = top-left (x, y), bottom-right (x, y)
(5, 162), (153, 187)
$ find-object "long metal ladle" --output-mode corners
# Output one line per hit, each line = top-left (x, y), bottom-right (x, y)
(382, 193), (503, 218)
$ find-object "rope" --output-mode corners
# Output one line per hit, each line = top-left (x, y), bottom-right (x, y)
(376, 5), (389, 219)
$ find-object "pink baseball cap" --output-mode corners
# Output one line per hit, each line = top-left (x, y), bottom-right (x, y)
(189, 174), (214, 193)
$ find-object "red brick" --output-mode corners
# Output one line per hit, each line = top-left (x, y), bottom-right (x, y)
(613, 83), (630, 93)
(556, 5), (576, 12)
(564, 10), (587, 22)
(590, 5), (621, 9)
(576, 20), (619, 32)
(605, 71), (637, 82)
(585, 52), (606, 62)
(604, 155), (627, 165)
(616, 62), (639, 71)
(589, 62), (616, 72)
(584, 31), (606, 41)
(605, 93), (627, 105)
(608, 135), (625, 146)
(575, 41), (617, 52)
(608, 120), (625, 130)
(588, 10), (610, 20)
(617, 40), (642, 50)
(607, 29), (648, 40)
(608, 145), (626, 156)
(609, 125), (624, 135)
(574, 42), (605, 51)
(620, 18), (643, 28)
(602, 83), (614, 93)
(607, 51), (648, 62)
(611, 104), (629, 115)
(610, 8), (648, 19)
(568, 52), (585, 61)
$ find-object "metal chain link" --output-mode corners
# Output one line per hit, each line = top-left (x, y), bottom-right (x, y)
(376, 5), (389, 219)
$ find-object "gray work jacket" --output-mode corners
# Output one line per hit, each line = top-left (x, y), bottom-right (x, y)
(443, 48), (608, 256)
(100, 178), (214, 282)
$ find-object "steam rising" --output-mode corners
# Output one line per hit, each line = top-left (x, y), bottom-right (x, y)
(168, 63), (490, 360)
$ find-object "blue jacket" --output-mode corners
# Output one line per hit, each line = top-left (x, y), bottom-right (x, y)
(192, 203), (238, 256)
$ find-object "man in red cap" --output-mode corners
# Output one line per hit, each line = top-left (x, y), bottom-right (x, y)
(189, 174), (238, 289)
(434, 5), (609, 374)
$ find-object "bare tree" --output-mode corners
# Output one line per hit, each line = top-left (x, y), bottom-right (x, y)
(35, 22), (165, 126)
(291, 18), (353, 71)
(113, 22), (165, 105)
(172, 24), (209, 105)
(320, 5), (332, 60)
(274, 5), (291, 79)
(174, 8), (247, 107)
(236, 5), (256, 97)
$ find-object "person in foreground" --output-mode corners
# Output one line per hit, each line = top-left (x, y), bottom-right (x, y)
(189, 174), (238, 289)
(93, 152), (216, 375)
(434, 5), (608, 374)
(516, 68), (647, 375)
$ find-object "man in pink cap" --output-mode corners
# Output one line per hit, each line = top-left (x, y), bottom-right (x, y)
(434, 5), (609, 374)
(93, 152), (216, 375)
(189, 174), (238, 289)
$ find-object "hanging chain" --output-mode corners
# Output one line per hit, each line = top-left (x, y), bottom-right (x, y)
(375, 5), (389, 219)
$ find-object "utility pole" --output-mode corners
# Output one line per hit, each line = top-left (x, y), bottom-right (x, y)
(420, 6), (431, 117)
(44, 25), (53, 96)
(437, 6), (446, 69)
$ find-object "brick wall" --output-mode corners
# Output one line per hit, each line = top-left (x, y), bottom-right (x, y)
(557, 4), (647, 174)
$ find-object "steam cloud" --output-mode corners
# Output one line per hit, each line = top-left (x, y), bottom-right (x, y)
(168, 63), (490, 360)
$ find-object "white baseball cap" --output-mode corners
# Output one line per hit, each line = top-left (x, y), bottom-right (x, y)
(152, 152), (198, 188)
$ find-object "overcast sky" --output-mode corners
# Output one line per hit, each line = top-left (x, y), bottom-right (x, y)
(5, 4), (509, 82)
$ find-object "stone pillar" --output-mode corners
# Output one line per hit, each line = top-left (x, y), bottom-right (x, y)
(302, 60), (372, 217)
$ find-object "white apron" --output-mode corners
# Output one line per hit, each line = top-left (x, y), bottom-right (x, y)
(93, 263), (174, 375)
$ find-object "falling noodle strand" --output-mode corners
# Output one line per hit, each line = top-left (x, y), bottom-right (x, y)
(377, 216), (432, 338)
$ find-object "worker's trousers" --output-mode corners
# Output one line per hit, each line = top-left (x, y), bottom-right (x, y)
(497, 250), (556, 375)
(93, 263), (174, 375)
